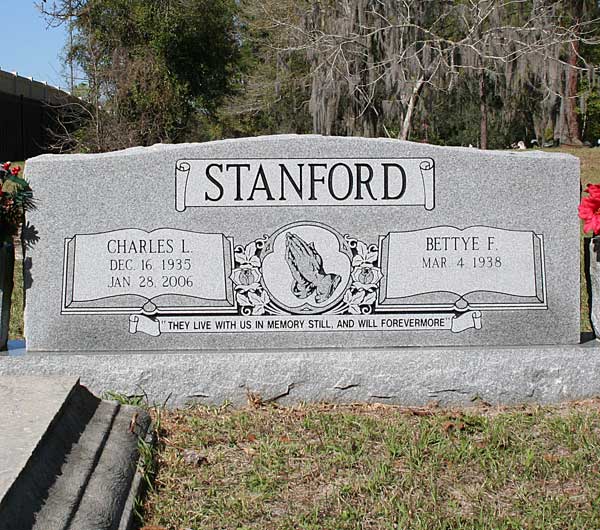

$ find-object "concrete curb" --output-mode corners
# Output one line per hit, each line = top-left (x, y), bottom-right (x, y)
(0, 377), (151, 530)
(118, 426), (155, 530)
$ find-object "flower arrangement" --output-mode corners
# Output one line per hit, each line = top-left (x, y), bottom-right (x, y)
(579, 184), (600, 235)
(0, 162), (33, 242)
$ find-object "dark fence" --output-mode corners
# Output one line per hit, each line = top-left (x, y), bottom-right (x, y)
(0, 92), (50, 161)
(0, 70), (78, 161)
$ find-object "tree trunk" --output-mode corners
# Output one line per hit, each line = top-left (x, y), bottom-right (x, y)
(564, 38), (582, 145)
(479, 71), (488, 150)
(400, 77), (425, 141)
(563, 0), (583, 146)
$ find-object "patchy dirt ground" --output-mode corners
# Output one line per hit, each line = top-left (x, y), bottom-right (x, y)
(140, 399), (600, 530)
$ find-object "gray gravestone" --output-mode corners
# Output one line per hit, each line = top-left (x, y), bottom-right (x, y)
(23, 135), (579, 353)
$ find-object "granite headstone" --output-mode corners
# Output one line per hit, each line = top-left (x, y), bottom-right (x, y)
(24, 135), (579, 352)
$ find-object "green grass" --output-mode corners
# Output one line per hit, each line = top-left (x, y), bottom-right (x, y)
(8, 263), (23, 340)
(6, 161), (24, 341)
(140, 400), (600, 529)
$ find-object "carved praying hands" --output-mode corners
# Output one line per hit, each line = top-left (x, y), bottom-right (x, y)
(285, 232), (341, 303)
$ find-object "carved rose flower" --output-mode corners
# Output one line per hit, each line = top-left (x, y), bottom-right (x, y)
(351, 264), (383, 291)
(230, 265), (262, 292)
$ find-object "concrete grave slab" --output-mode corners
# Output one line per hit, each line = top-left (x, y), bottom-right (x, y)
(0, 376), (78, 503)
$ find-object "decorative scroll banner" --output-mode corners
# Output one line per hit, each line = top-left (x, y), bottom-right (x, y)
(175, 158), (435, 211)
(129, 311), (482, 336)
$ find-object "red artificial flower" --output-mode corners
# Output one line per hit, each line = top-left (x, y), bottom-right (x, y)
(579, 195), (600, 235)
(10, 166), (20, 175)
(2, 162), (10, 171)
(586, 183), (600, 200)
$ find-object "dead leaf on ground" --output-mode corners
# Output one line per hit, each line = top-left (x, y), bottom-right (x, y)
(246, 391), (264, 408)
(393, 459), (408, 471)
(443, 421), (466, 433)
(543, 453), (561, 463)
(182, 449), (208, 467)
(128, 412), (139, 433)
(241, 446), (257, 457)
(410, 408), (434, 417)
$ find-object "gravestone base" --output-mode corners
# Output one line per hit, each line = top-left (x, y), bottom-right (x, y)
(2, 342), (600, 407)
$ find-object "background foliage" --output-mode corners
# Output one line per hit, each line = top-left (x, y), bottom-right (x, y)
(41, 0), (600, 151)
